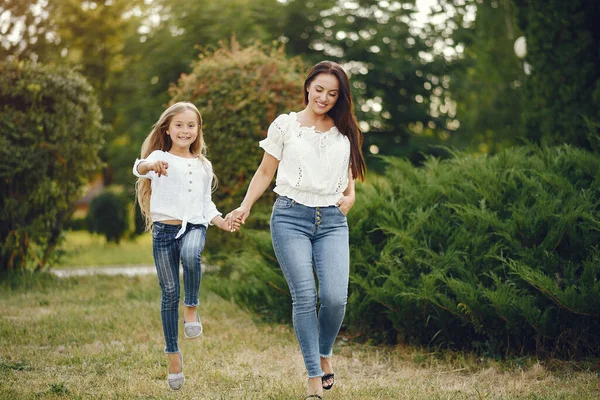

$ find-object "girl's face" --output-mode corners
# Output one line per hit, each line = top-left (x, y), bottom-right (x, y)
(166, 109), (200, 151)
(306, 73), (339, 115)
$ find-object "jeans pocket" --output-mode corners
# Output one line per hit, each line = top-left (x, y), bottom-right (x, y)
(334, 205), (347, 217)
(274, 196), (295, 209)
(152, 223), (165, 240)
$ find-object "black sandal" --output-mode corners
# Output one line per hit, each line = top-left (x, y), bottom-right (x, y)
(322, 373), (335, 390)
(305, 396), (322, 399)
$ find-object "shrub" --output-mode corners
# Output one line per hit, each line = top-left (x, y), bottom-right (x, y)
(220, 145), (600, 358)
(0, 61), (104, 271)
(168, 38), (305, 258)
(88, 191), (129, 243)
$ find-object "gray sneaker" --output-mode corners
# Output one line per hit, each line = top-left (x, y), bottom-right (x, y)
(184, 312), (203, 339)
(167, 353), (184, 391)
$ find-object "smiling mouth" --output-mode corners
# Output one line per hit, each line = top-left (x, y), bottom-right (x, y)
(178, 135), (192, 140)
(316, 101), (328, 107)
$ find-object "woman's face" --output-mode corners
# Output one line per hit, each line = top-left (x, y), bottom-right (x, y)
(306, 73), (340, 115)
(166, 109), (199, 151)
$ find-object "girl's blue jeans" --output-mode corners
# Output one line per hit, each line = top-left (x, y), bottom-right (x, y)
(152, 221), (206, 353)
(270, 196), (349, 378)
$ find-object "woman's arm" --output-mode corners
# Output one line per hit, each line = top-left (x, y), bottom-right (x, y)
(337, 168), (355, 215)
(228, 152), (279, 227)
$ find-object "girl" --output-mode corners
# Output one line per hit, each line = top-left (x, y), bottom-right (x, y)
(228, 61), (366, 399)
(133, 101), (239, 390)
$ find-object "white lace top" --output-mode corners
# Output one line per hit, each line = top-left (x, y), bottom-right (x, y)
(133, 150), (222, 238)
(259, 112), (351, 206)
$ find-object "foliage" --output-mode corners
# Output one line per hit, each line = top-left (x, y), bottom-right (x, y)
(278, 0), (454, 161)
(87, 191), (129, 244)
(0, 61), (104, 272)
(221, 145), (600, 358)
(430, 0), (525, 154)
(514, 0), (600, 149)
(108, 0), (284, 186)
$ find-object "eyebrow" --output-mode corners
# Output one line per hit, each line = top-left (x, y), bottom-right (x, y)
(316, 85), (338, 92)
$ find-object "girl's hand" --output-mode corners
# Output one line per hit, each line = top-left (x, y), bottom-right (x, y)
(150, 160), (169, 177)
(223, 213), (242, 233)
(336, 195), (355, 215)
(213, 216), (239, 232)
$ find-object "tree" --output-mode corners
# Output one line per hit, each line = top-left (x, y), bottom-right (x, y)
(428, 0), (526, 154)
(514, 0), (600, 149)
(0, 61), (104, 271)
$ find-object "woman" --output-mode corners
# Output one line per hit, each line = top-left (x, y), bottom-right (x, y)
(229, 61), (366, 399)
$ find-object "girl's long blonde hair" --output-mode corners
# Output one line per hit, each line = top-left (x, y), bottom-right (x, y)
(135, 101), (214, 231)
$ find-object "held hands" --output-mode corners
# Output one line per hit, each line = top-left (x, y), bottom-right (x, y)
(225, 206), (251, 232)
(336, 195), (355, 215)
(214, 215), (242, 233)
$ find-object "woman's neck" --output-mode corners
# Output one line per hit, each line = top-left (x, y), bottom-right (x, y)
(299, 107), (329, 124)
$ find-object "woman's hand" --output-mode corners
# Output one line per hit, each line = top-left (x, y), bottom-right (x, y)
(336, 195), (355, 215)
(227, 205), (251, 230)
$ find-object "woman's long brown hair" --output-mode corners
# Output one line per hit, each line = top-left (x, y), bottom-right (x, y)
(303, 61), (366, 181)
(135, 102), (211, 231)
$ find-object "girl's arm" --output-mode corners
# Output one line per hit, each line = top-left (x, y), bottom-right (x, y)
(136, 159), (169, 177)
(229, 152), (279, 227)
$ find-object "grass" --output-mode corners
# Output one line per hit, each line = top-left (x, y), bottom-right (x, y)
(0, 272), (598, 399)
(54, 231), (154, 268)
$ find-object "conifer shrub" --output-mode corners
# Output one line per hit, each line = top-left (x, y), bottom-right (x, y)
(219, 145), (600, 358)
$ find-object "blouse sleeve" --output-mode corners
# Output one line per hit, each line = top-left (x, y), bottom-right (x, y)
(132, 150), (162, 179)
(259, 114), (290, 160)
(201, 160), (222, 225)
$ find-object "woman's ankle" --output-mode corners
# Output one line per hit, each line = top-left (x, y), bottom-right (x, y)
(320, 356), (333, 374)
(307, 376), (323, 396)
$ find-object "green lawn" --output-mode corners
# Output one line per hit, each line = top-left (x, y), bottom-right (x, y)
(0, 273), (598, 399)
(54, 231), (154, 268)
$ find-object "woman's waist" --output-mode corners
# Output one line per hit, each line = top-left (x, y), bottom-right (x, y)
(273, 186), (342, 207)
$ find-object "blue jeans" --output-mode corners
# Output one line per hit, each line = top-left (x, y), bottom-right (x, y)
(152, 221), (207, 353)
(270, 196), (349, 378)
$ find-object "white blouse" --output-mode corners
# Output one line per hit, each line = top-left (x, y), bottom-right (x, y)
(259, 112), (351, 206)
(133, 150), (222, 238)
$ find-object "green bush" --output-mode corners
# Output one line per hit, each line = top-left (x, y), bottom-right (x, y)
(0, 61), (104, 271)
(168, 39), (305, 258)
(220, 145), (600, 358)
(88, 191), (129, 243)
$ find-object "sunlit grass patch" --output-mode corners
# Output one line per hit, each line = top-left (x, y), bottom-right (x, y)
(54, 230), (154, 268)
